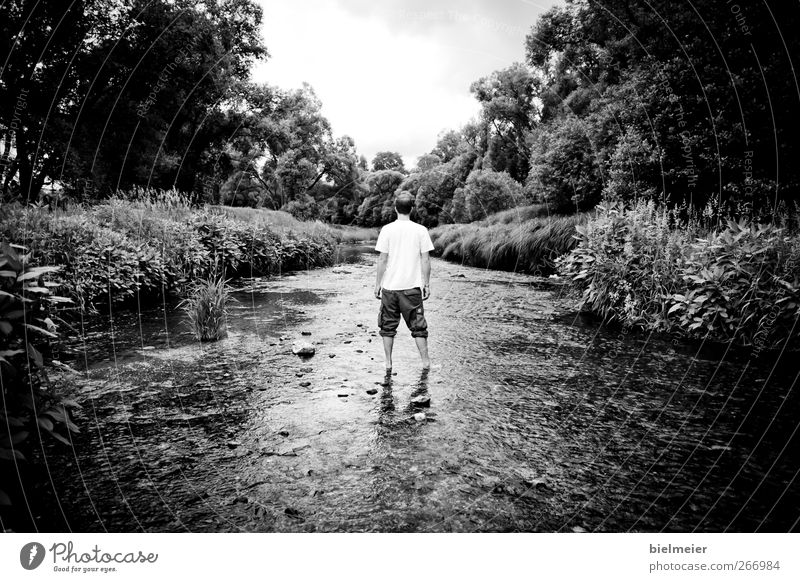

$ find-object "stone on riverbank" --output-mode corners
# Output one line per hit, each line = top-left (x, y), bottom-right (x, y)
(292, 341), (315, 356)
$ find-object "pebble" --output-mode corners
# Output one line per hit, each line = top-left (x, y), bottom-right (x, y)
(299, 381), (311, 387)
(328, 354), (336, 358)
(337, 393), (348, 398)
(301, 331), (312, 336)
(413, 412), (426, 422)
(411, 395), (431, 407)
(292, 341), (315, 356)
(366, 388), (378, 395)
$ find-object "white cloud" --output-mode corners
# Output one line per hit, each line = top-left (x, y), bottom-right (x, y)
(252, 0), (558, 167)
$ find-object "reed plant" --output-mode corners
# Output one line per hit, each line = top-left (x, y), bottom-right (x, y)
(429, 208), (587, 273)
(179, 274), (233, 342)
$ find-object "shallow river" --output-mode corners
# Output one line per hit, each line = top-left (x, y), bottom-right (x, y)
(27, 245), (800, 532)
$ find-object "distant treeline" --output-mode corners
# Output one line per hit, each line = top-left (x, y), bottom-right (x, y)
(2, 1), (798, 227)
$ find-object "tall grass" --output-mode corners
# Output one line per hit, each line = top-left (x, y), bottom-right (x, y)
(212, 205), (378, 242)
(179, 275), (232, 342)
(430, 206), (587, 274)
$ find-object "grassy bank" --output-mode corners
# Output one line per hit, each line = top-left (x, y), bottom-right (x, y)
(211, 206), (377, 242)
(557, 202), (800, 351)
(0, 193), (342, 311)
(429, 205), (587, 273)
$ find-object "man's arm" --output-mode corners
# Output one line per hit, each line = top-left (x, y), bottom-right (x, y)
(421, 251), (431, 300)
(375, 252), (388, 299)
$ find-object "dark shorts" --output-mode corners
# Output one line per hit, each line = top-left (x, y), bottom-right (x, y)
(378, 288), (428, 338)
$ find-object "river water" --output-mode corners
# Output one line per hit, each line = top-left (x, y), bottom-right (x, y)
(27, 245), (800, 532)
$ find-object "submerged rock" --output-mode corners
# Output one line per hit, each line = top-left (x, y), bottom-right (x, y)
(366, 388), (378, 395)
(411, 395), (431, 407)
(413, 412), (426, 422)
(292, 341), (316, 356)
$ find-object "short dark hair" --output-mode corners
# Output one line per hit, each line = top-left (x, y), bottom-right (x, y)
(394, 192), (414, 215)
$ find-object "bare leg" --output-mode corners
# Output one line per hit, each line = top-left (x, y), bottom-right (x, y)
(414, 336), (430, 369)
(382, 336), (394, 370)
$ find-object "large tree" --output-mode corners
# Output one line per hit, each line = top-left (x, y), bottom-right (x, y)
(0, 0), (267, 200)
(524, 0), (800, 210)
(371, 151), (406, 173)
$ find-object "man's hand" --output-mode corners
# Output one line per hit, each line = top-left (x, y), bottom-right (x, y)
(422, 283), (430, 300)
(374, 285), (382, 300)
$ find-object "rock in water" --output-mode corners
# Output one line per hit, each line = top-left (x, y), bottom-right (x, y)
(413, 412), (426, 422)
(292, 341), (316, 356)
(366, 388), (378, 395)
(411, 395), (431, 407)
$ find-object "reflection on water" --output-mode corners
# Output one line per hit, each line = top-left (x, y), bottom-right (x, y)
(27, 245), (800, 533)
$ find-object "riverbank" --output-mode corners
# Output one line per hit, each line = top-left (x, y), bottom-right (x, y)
(0, 195), (376, 311)
(429, 206), (586, 274)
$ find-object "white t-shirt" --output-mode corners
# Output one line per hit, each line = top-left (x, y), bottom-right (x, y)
(375, 219), (435, 290)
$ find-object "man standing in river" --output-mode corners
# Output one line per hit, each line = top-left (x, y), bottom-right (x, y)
(374, 192), (434, 371)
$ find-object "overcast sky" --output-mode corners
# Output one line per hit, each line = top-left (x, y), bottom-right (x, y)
(252, 0), (561, 169)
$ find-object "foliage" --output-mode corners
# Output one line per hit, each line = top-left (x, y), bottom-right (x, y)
(524, 0), (800, 210)
(0, 242), (79, 509)
(1, 0), (267, 200)
(179, 275), (233, 342)
(557, 202), (800, 351)
(371, 152), (406, 173)
(0, 192), (336, 310)
(470, 63), (539, 182)
(356, 170), (406, 227)
(450, 170), (526, 223)
(429, 208), (585, 273)
(526, 116), (602, 213)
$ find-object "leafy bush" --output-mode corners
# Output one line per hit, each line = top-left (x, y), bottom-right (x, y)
(557, 202), (800, 351)
(0, 195), (337, 311)
(0, 242), (79, 509)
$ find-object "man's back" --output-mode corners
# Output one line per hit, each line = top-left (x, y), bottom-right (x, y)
(375, 219), (434, 291)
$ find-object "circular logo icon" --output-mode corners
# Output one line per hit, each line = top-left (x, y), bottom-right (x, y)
(20, 542), (46, 570)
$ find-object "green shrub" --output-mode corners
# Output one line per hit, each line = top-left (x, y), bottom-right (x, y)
(557, 202), (800, 350)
